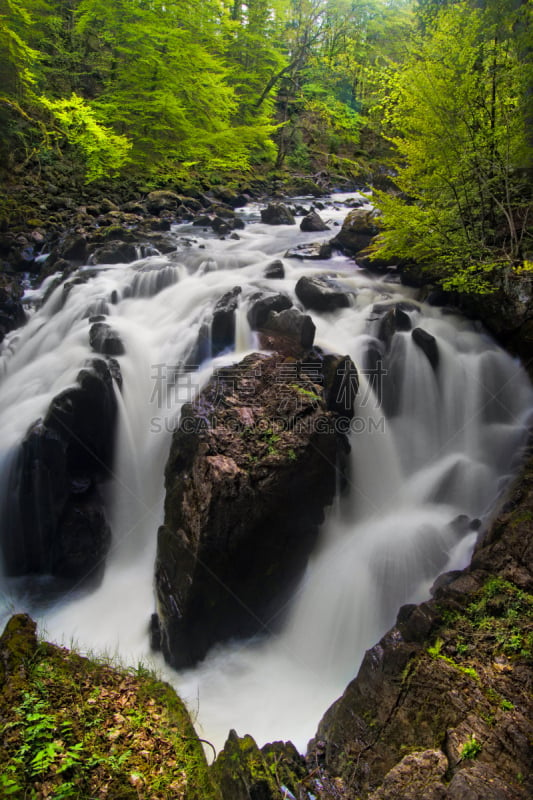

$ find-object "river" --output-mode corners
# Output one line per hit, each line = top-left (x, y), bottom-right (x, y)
(0, 192), (531, 753)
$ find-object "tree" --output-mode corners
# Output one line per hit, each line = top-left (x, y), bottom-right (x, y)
(371, 0), (532, 291)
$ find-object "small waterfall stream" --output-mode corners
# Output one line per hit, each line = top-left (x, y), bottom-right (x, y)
(0, 193), (531, 753)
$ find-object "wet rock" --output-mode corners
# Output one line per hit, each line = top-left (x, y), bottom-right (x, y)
(308, 453), (533, 800)
(99, 224), (137, 242)
(357, 251), (401, 273)
(212, 730), (306, 800)
(412, 327), (439, 369)
(99, 198), (119, 214)
(363, 339), (387, 406)
(89, 321), (125, 357)
(146, 190), (181, 215)
(121, 200), (148, 215)
(59, 234), (89, 264)
(211, 286), (242, 356)
(322, 354), (359, 419)
(261, 308), (316, 352)
(264, 259), (285, 279)
(192, 215), (212, 228)
(247, 292), (293, 330)
(214, 188), (249, 208)
(2, 358), (120, 580)
(0, 273), (26, 342)
(367, 749), (448, 800)
(295, 275), (351, 312)
(91, 241), (138, 265)
(455, 271), (533, 372)
(154, 351), (350, 667)
(260, 203), (296, 225)
(300, 210), (329, 232)
(45, 358), (120, 476)
(331, 208), (380, 255)
(211, 216), (231, 235)
(345, 196), (366, 208)
(377, 305), (413, 348)
(208, 205), (236, 220)
(51, 487), (112, 579)
(284, 241), (333, 260)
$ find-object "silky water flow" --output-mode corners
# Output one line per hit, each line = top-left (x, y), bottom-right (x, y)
(0, 194), (531, 753)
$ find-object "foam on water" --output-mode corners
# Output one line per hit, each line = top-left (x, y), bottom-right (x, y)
(1, 193), (531, 754)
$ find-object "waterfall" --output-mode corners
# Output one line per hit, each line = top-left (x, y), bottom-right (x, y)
(0, 192), (531, 754)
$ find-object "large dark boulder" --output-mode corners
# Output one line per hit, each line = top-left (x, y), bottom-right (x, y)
(51, 487), (111, 579)
(260, 203), (296, 226)
(300, 210), (329, 232)
(211, 286), (242, 356)
(247, 292), (293, 330)
(91, 241), (138, 265)
(376, 303), (414, 349)
(153, 350), (357, 668)
(285, 241), (333, 260)
(146, 190), (181, 215)
(260, 308), (316, 352)
(331, 208), (380, 255)
(89, 321), (125, 357)
(412, 327), (439, 370)
(295, 275), (351, 312)
(58, 234), (89, 264)
(212, 730), (306, 800)
(1, 358), (120, 580)
(264, 260), (285, 279)
(0, 273), (26, 342)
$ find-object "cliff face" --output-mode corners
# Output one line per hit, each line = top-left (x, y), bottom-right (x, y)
(306, 450), (533, 800)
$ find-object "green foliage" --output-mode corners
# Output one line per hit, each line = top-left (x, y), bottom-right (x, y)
(466, 577), (533, 658)
(0, 633), (218, 800)
(427, 636), (480, 680)
(372, 0), (532, 291)
(460, 734), (482, 760)
(41, 93), (131, 181)
(0, 0), (40, 96)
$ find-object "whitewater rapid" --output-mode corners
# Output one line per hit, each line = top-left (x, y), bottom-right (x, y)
(0, 193), (531, 754)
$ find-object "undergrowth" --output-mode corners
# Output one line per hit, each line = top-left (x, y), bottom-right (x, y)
(0, 617), (218, 800)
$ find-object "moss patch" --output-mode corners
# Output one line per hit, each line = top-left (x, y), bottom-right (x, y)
(0, 614), (219, 800)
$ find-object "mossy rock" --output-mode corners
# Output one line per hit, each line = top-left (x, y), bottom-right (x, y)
(0, 614), (220, 800)
(211, 730), (306, 800)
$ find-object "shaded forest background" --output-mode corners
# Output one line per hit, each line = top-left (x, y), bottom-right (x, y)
(0, 0), (531, 287)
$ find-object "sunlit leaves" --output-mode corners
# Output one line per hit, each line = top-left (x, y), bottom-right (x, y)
(372, 1), (531, 289)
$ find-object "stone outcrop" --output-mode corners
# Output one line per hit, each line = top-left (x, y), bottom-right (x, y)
(330, 208), (380, 255)
(153, 350), (358, 668)
(260, 308), (316, 353)
(260, 203), (296, 226)
(90, 241), (138, 265)
(300, 210), (329, 232)
(2, 358), (120, 582)
(247, 292), (293, 330)
(212, 730), (306, 800)
(295, 275), (352, 312)
(285, 241), (333, 260)
(306, 450), (533, 800)
(0, 272), (26, 342)
(89, 320), (125, 356)
(412, 326), (439, 370)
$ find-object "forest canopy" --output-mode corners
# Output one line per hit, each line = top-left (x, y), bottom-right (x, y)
(0, 0), (412, 182)
(0, 0), (531, 285)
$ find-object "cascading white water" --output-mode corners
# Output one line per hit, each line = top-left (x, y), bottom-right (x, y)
(0, 193), (531, 755)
